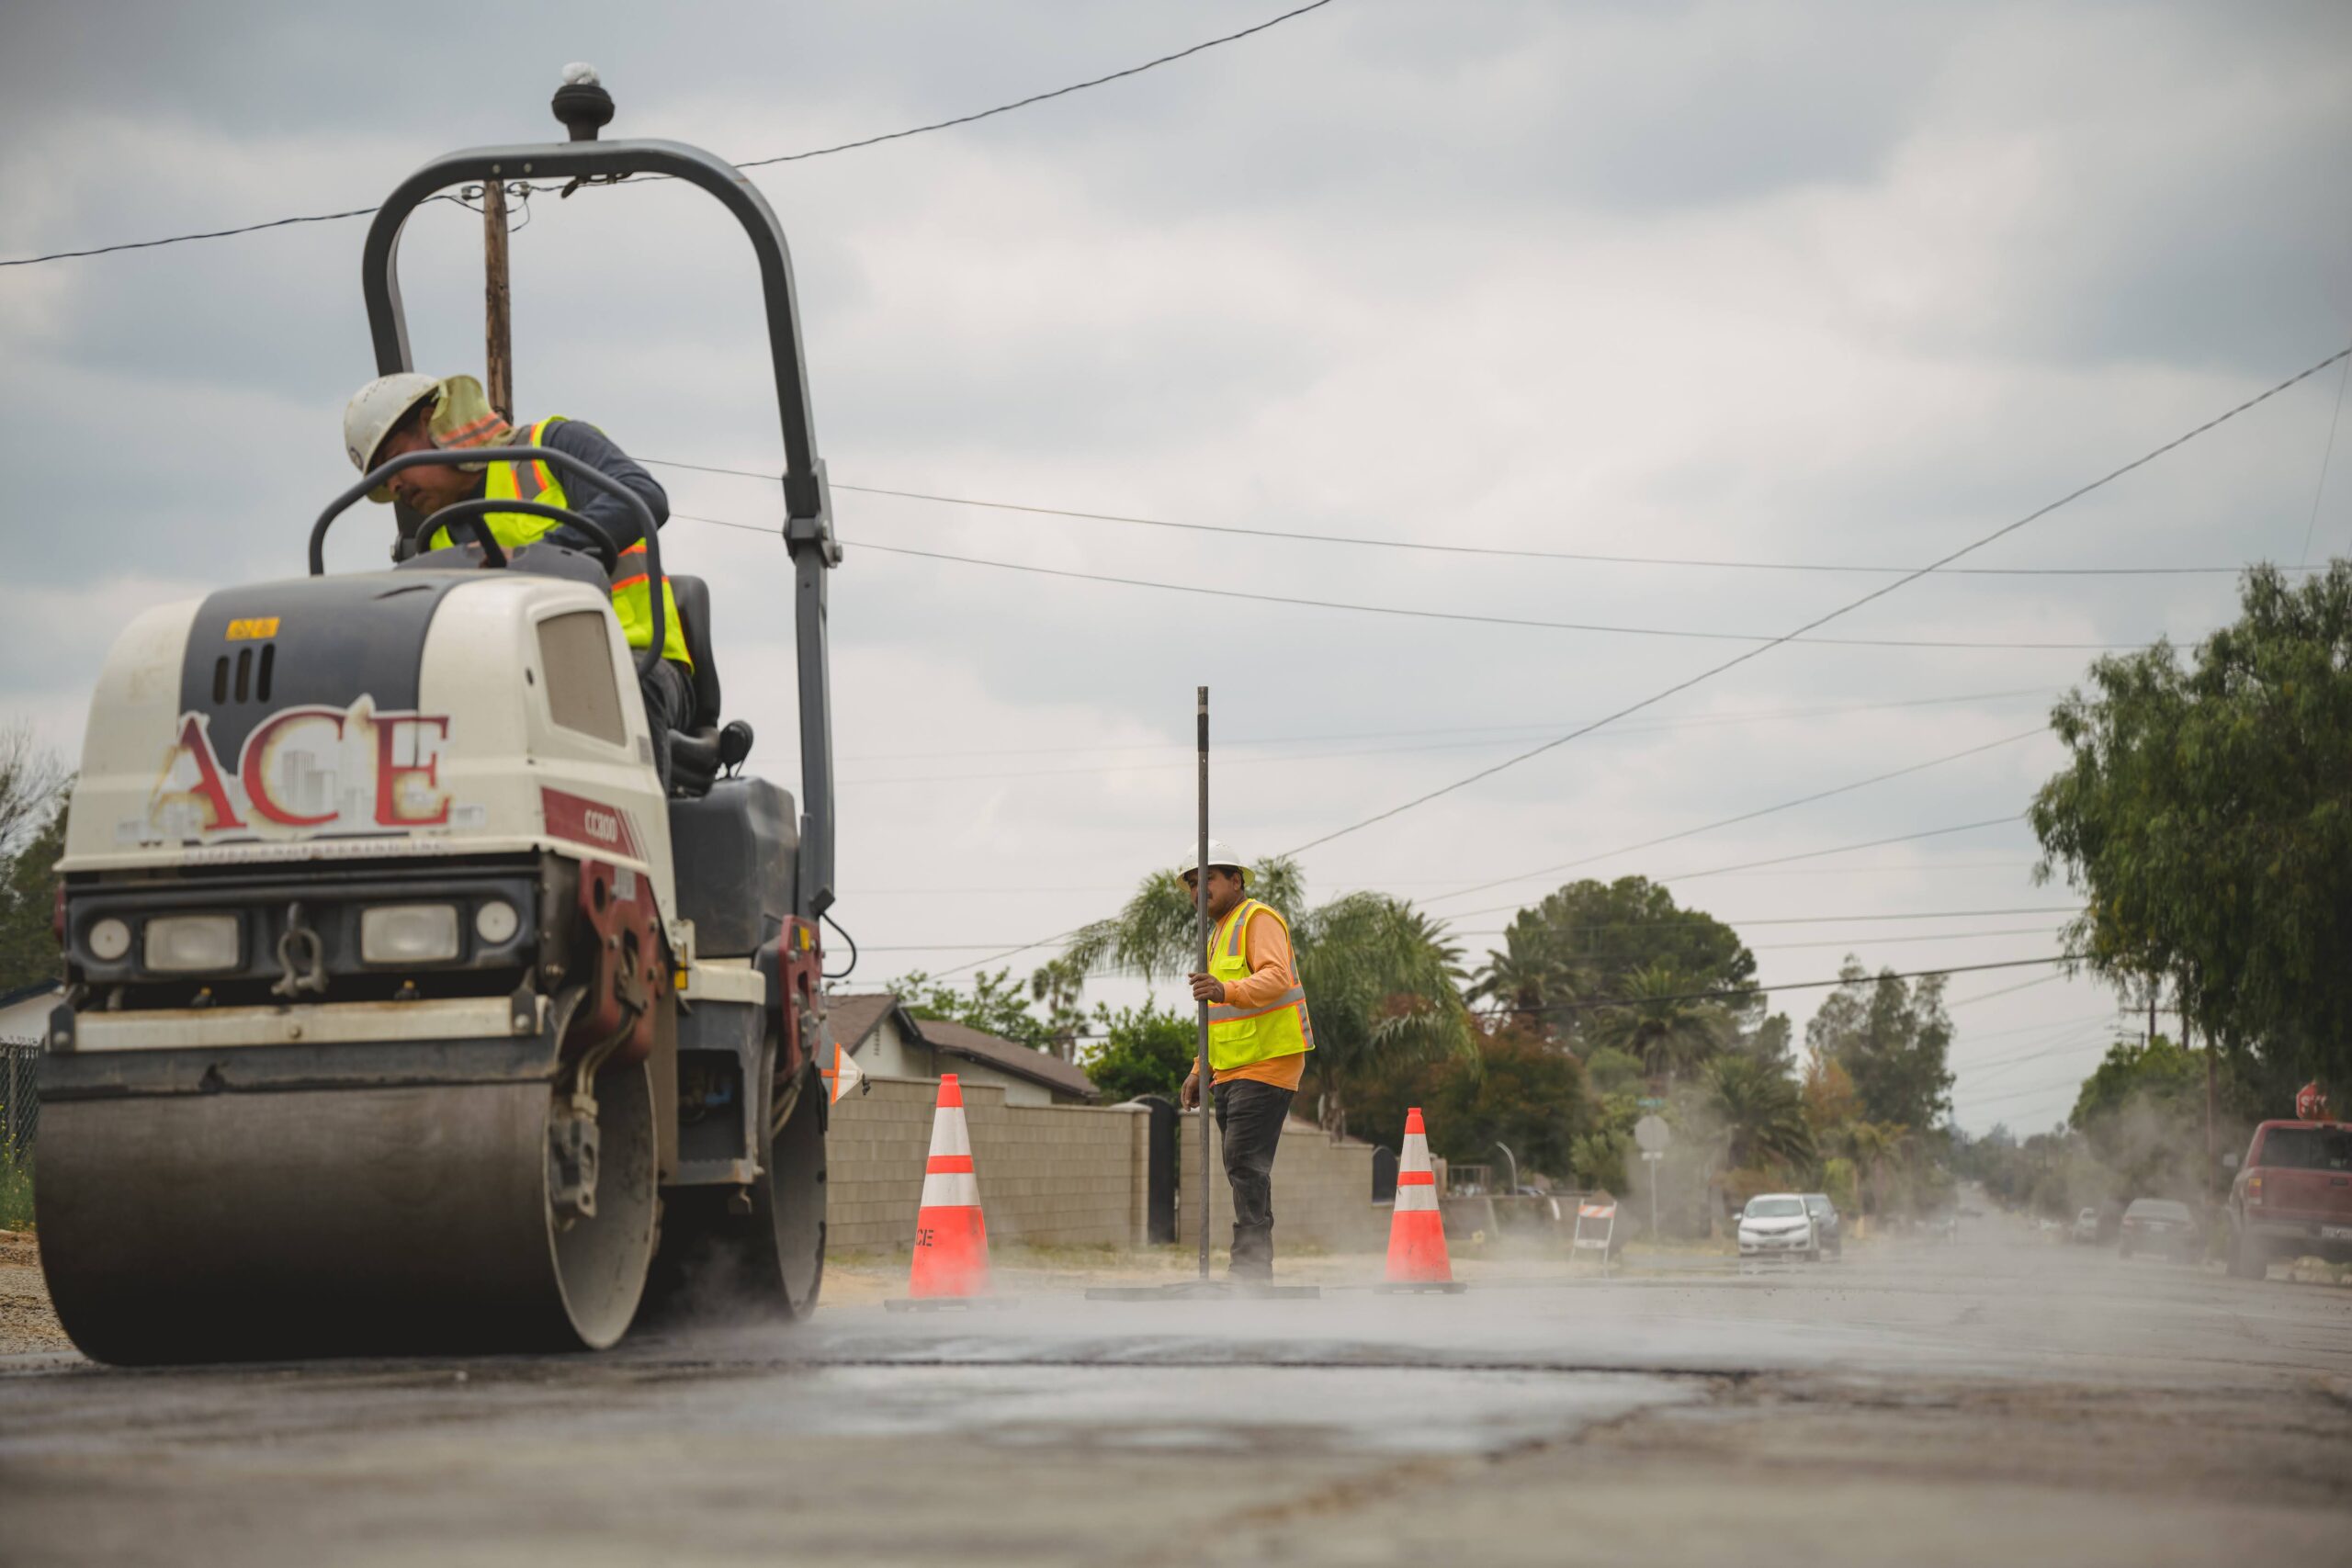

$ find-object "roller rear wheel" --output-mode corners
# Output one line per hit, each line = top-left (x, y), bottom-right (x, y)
(646, 1054), (827, 1323)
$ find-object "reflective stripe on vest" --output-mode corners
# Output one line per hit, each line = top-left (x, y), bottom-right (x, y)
(427, 416), (691, 668)
(1204, 897), (1314, 1073)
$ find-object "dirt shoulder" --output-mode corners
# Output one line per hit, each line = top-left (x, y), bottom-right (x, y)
(0, 1231), (70, 1357)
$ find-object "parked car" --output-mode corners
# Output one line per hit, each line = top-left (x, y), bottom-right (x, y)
(2071, 1206), (2100, 1246)
(1800, 1193), (1843, 1258)
(2226, 1120), (2352, 1280)
(2117, 1198), (2202, 1264)
(1737, 1193), (1822, 1260)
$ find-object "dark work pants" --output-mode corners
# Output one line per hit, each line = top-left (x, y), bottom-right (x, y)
(1214, 1078), (1295, 1280)
(637, 657), (693, 795)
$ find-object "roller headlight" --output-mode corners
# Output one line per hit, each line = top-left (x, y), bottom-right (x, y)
(361, 904), (460, 965)
(87, 917), (132, 963)
(145, 914), (241, 973)
(473, 899), (519, 945)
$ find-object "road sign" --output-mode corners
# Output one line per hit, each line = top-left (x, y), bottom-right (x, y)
(1634, 1113), (1670, 1154)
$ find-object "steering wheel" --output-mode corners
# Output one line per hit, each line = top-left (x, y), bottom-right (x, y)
(309, 444), (668, 679)
(407, 498), (624, 576)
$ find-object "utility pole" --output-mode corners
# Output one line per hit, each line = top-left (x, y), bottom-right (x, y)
(2199, 1013), (2218, 1202)
(1195, 685), (1212, 1282)
(482, 180), (513, 423)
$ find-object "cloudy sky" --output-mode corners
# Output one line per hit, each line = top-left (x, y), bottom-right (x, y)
(5, 0), (2348, 1132)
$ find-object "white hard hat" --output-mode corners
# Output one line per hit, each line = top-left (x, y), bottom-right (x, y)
(343, 372), (441, 501)
(1176, 840), (1249, 883)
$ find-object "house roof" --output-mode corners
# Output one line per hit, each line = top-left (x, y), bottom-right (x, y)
(0, 980), (62, 1012)
(823, 989), (1098, 1101)
(914, 1015), (1099, 1101)
(825, 992), (910, 1054)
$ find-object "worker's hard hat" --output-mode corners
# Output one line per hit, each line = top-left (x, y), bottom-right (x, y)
(1176, 840), (1249, 884)
(343, 373), (442, 501)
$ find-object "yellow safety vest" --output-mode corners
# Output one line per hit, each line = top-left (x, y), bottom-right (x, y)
(428, 416), (692, 668)
(1204, 897), (1314, 1072)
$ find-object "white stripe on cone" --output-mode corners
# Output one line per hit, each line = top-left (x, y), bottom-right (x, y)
(920, 1098), (979, 1208)
(1396, 1128), (1439, 1212)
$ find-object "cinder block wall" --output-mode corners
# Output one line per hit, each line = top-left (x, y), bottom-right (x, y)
(1172, 1110), (1385, 1253)
(826, 1077), (1148, 1251)
(826, 1078), (1381, 1255)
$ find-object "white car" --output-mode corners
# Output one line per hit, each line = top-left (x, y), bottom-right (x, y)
(1738, 1193), (1822, 1261)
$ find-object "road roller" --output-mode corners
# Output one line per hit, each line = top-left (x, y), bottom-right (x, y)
(34, 79), (842, 1363)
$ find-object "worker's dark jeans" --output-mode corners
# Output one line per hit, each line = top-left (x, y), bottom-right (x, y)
(1214, 1079), (1295, 1280)
(637, 658), (693, 795)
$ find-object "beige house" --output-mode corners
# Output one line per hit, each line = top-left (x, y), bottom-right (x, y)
(824, 992), (1097, 1108)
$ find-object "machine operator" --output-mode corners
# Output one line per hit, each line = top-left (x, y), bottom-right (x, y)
(340, 372), (693, 789)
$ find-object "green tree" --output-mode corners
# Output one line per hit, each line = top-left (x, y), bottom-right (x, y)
(1080, 998), (1197, 1102)
(1065, 855), (1471, 1132)
(1587, 962), (1733, 1086)
(0, 808), (66, 994)
(893, 967), (1056, 1053)
(2030, 562), (2352, 1085)
(1475, 877), (1756, 1043)
(0, 728), (68, 994)
(1708, 1055), (1815, 1174)
(1351, 1025), (1590, 1179)
(1804, 959), (1955, 1131)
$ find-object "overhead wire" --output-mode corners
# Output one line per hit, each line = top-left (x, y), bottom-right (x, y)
(678, 510), (2156, 650)
(1443, 816), (2029, 919)
(660, 461), (2312, 579)
(1424, 726), (2051, 906)
(1466, 953), (2075, 1021)
(1273, 347), (2352, 857)
(0, 1), (1338, 269)
(821, 479), (2303, 579)
(840, 536), (2154, 650)
(831, 700), (2055, 785)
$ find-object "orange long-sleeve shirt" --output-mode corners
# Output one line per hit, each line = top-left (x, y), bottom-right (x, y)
(1206, 906), (1308, 1091)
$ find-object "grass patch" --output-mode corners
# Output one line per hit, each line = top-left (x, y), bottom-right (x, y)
(0, 1157), (31, 1232)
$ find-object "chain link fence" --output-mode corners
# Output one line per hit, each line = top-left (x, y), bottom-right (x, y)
(2, 1043), (37, 1166)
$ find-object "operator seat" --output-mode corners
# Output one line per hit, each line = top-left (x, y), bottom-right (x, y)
(664, 575), (752, 798)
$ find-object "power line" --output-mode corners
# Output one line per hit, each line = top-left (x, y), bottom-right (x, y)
(1458, 904), (2080, 934)
(1446, 816), (2029, 920)
(1469, 953), (2075, 1021)
(820, 478), (2301, 580)
(1425, 726), (2050, 906)
(841, 536), (2152, 650)
(876, 922), (2065, 960)
(0, 1), (1337, 269)
(1949, 971), (2068, 1009)
(824, 685), (2057, 764)
(1275, 346), (2352, 858)
(0, 198), (464, 268)
(2301, 349), (2352, 564)
(681, 508), (2157, 649)
(734, 1), (1337, 167)
(829, 700), (2054, 785)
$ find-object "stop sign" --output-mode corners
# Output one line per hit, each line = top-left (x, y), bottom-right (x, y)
(2295, 1081), (2331, 1120)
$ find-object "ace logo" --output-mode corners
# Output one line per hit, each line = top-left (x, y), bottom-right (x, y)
(151, 697), (458, 838)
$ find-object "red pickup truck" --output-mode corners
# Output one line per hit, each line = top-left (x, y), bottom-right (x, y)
(2226, 1120), (2352, 1279)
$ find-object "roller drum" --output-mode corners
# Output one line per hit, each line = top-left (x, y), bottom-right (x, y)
(36, 1067), (657, 1365)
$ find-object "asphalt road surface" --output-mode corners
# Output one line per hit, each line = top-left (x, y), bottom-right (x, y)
(4, 1212), (2349, 1567)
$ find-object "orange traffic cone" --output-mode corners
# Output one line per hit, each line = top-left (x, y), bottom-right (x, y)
(1378, 1107), (1466, 1293)
(897, 1074), (992, 1306)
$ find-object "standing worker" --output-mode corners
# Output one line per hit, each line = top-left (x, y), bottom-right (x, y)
(339, 371), (695, 789)
(1178, 840), (1314, 1281)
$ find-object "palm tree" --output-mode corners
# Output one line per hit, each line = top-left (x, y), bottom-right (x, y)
(1586, 963), (1732, 1087)
(1468, 915), (1586, 1032)
(1708, 1056), (1816, 1173)
(1061, 856), (1471, 1132)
